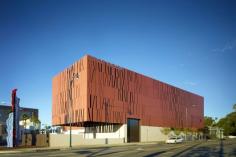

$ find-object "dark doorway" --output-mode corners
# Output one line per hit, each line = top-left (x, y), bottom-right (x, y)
(127, 118), (140, 142)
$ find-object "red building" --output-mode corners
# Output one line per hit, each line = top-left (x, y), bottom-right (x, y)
(52, 55), (204, 142)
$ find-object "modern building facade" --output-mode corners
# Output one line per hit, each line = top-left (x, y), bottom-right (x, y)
(0, 105), (39, 145)
(52, 55), (204, 142)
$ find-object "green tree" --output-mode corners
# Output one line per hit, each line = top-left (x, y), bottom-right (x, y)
(173, 128), (182, 136)
(198, 127), (209, 135)
(161, 127), (171, 135)
(233, 104), (236, 112)
(217, 112), (236, 136)
(202, 116), (216, 139)
(204, 116), (215, 127)
(30, 113), (41, 129)
(22, 114), (29, 130)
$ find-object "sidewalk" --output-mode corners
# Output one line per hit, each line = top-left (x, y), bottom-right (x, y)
(0, 141), (162, 154)
(0, 146), (60, 154)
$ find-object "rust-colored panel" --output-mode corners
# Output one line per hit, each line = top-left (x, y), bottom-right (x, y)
(52, 55), (204, 129)
(52, 55), (88, 126)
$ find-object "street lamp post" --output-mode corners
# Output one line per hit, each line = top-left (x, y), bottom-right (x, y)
(68, 73), (79, 148)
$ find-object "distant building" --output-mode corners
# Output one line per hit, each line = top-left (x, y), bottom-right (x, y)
(52, 55), (204, 142)
(208, 126), (224, 139)
(19, 119), (41, 131)
(0, 105), (39, 143)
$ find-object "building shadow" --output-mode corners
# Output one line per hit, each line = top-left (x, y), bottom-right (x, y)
(95, 149), (134, 156)
(143, 151), (166, 157)
(219, 140), (224, 157)
(176, 146), (212, 157)
(75, 147), (110, 157)
(229, 148), (236, 156)
(141, 143), (201, 157)
(75, 150), (92, 155)
(171, 140), (225, 157)
(74, 140), (235, 157)
(75, 146), (141, 157)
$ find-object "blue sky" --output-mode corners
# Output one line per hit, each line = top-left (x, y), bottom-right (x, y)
(0, 0), (235, 125)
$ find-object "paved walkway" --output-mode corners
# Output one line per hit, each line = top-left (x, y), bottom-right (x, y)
(0, 141), (161, 154)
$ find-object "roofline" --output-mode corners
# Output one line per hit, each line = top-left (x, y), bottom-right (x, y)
(0, 105), (38, 111)
(87, 55), (204, 99)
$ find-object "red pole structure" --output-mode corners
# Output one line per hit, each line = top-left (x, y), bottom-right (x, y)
(11, 89), (17, 147)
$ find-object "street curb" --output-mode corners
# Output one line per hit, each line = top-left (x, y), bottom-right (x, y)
(35, 148), (61, 152)
(0, 150), (23, 154)
(0, 148), (61, 154)
(0, 141), (202, 154)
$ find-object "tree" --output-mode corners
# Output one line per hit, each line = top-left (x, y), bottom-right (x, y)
(233, 104), (236, 112)
(216, 104), (236, 136)
(204, 116), (215, 127)
(217, 112), (236, 136)
(202, 116), (217, 139)
(22, 114), (29, 130)
(30, 114), (41, 129)
(161, 127), (171, 135)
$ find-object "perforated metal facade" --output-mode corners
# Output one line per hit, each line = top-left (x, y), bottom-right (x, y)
(52, 55), (204, 129)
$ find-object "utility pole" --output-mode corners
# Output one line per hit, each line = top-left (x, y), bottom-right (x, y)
(68, 73), (79, 148)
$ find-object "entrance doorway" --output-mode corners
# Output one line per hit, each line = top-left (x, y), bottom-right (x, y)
(127, 118), (140, 142)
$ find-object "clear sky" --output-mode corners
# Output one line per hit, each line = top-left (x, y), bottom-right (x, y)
(0, 0), (235, 125)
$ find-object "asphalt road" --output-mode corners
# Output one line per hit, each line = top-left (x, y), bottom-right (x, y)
(1, 139), (236, 157)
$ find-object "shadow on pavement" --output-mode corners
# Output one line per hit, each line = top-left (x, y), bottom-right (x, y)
(229, 148), (236, 156)
(171, 140), (225, 157)
(170, 142), (205, 157)
(73, 140), (236, 157)
(75, 147), (131, 157)
(142, 143), (201, 157)
(143, 151), (166, 157)
(95, 149), (133, 156)
(75, 147), (109, 157)
(75, 150), (91, 155)
(219, 140), (224, 157)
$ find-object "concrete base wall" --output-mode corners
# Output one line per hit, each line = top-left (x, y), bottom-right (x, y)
(49, 125), (168, 147)
(140, 126), (168, 142)
(49, 134), (124, 147)
(84, 124), (127, 140)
